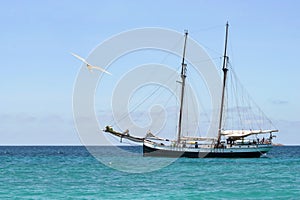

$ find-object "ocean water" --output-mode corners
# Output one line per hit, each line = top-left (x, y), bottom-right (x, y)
(0, 146), (299, 199)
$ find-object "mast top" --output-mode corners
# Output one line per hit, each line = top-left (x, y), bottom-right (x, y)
(181, 30), (188, 75)
(222, 22), (229, 71)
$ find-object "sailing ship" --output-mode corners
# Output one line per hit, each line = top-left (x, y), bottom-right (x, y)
(104, 23), (278, 158)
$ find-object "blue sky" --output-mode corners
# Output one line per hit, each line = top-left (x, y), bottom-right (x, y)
(0, 0), (299, 145)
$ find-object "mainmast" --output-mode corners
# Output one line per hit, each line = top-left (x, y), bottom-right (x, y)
(177, 30), (188, 143)
(217, 22), (229, 146)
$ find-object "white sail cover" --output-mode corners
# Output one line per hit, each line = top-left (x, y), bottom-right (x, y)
(221, 129), (278, 138)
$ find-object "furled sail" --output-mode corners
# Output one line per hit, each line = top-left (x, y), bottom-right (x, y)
(221, 129), (278, 138)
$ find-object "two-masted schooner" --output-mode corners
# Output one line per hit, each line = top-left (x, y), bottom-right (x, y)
(104, 23), (278, 158)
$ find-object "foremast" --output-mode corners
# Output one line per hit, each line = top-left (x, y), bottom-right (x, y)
(217, 22), (229, 146)
(177, 30), (188, 143)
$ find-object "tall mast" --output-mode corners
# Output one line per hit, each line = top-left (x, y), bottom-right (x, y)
(217, 22), (229, 146)
(177, 30), (188, 143)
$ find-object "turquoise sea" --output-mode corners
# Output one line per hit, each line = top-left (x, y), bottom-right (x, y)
(0, 146), (299, 199)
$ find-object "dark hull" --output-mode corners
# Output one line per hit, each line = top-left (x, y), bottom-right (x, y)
(143, 144), (268, 158)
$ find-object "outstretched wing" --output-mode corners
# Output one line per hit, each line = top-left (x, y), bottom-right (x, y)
(71, 52), (89, 65)
(90, 65), (112, 75)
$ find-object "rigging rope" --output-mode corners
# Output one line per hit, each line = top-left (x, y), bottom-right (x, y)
(185, 69), (207, 137)
(149, 79), (180, 137)
(110, 65), (182, 129)
(223, 62), (277, 131)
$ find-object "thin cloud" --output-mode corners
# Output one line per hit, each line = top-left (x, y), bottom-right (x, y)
(226, 106), (252, 113)
(272, 100), (289, 105)
(0, 113), (37, 124)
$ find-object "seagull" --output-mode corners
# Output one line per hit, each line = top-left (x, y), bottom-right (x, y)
(71, 52), (112, 75)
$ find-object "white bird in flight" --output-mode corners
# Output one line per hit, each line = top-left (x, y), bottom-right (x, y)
(71, 52), (112, 75)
